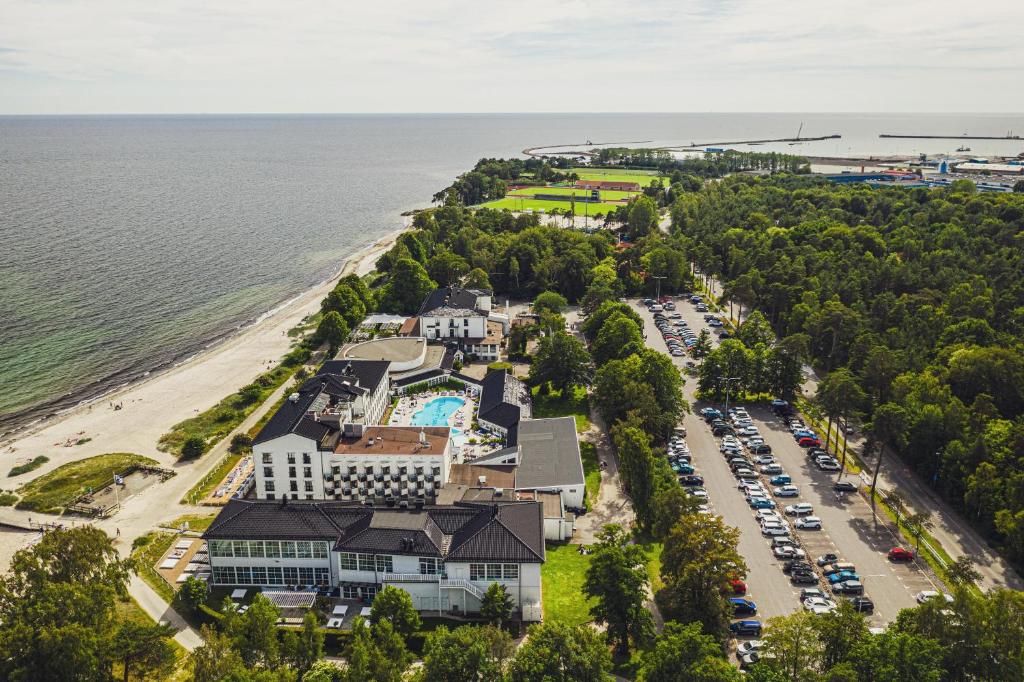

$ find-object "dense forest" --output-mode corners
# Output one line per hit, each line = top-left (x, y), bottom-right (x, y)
(670, 175), (1024, 568)
(591, 148), (810, 176)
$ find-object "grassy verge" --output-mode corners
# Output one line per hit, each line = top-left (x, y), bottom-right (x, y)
(132, 531), (178, 604)
(580, 442), (601, 508)
(158, 361), (305, 457)
(531, 385), (591, 433)
(114, 597), (190, 682)
(635, 537), (664, 593)
(162, 513), (217, 532)
(0, 492), (18, 506)
(8, 455), (49, 477)
(180, 453), (243, 505)
(15, 453), (156, 513)
(541, 543), (595, 627)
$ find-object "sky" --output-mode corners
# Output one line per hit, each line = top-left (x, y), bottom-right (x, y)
(1, 0), (1022, 114)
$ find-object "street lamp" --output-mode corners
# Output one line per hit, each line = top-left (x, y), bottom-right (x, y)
(649, 275), (666, 301)
(723, 376), (741, 416)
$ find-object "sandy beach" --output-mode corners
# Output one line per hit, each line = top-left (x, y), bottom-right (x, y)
(1, 223), (409, 488)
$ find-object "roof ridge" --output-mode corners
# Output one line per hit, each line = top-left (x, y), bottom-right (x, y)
(208, 500), (256, 533)
(494, 504), (544, 562)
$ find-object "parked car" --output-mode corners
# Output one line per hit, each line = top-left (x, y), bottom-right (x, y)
(818, 459), (841, 472)
(799, 436), (822, 448)
(790, 572), (819, 585)
(773, 485), (800, 497)
(888, 547), (914, 562)
(774, 545), (805, 559)
(679, 475), (704, 486)
(762, 525), (790, 537)
(737, 640), (763, 656)
(915, 591), (954, 604)
(850, 596), (875, 614)
(833, 480), (858, 493)
(800, 587), (826, 600)
(754, 455), (776, 465)
(785, 503), (814, 516)
(756, 509), (783, 523)
(730, 598), (758, 616)
(760, 464), (784, 475)
(730, 579), (748, 595)
(750, 443), (773, 455)
(816, 553), (839, 567)
(833, 580), (864, 595)
(749, 498), (776, 509)
(796, 516), (822, 530)
(783, 560), (813, 574)
(822, 563), (856, 576)
(827, 571), (860, 584)
(730, 620), (762, 637)
(803, 597), (838, 613)
(770, 475), (792, 485)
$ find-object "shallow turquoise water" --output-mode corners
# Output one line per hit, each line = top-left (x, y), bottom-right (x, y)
(411, 397), (465, 427)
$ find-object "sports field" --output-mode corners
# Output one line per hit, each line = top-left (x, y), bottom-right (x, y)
(508, 186), (638, 201)
(481, 197), (622, 215)
(572, 167), (668, 185)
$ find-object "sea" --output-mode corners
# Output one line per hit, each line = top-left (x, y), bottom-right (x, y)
(1, 113), (1022, 436)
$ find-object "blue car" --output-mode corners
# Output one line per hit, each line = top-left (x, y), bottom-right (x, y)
(828, 571), (860, 584)
(770, 475), (792, 485)
(793, 430), (817, 440)
(749, 498), (776, 509)
(730, 598), (757, 615)
(730, 620), (762, 636)
(673, 463), (695, 475)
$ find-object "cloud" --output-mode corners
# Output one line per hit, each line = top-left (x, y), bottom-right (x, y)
(0, 0), (1021, 113)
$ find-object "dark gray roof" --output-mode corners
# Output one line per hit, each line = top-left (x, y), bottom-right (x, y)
(253, 360), (389, 445)
(393, 368), (446, 387)
(477, 370), (530, 430)
(203, 499), (544, 563)
(418, 287), (490, 316)
(513, 417), (585, 491)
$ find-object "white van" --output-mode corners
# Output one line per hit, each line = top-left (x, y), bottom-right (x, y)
(650, 304), (664, 312)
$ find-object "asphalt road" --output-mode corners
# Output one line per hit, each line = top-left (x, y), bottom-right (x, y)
(632, 297), (935, 625)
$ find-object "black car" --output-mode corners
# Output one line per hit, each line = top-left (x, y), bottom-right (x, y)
(750, 444), (773, 455)
(713, 425), (735, 436)
(679, 475), (705, 486)
(834, 481), (858, 493)
(783, 561), (813, 574)
(790, 572), (819, 585)
(851, 596), (874, 614)
(718, 330), (732, 338)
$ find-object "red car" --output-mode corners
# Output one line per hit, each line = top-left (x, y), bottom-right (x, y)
(730, 579), (748, 594)
(798, 437), (822, 448)
(888, 547), (914, 562)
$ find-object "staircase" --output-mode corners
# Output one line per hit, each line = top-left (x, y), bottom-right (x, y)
(441, 579), (484, 600)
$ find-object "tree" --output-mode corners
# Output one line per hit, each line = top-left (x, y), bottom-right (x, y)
(759, 611), (824, 682)
(342, 618), (412, 682)
(304, 660), (343, 682)
(420, 624), (513, 682)
(590, 312), (644, 366)
(533, 290), (569, 315)
(378, 258), (436, 314)
(282, 611), (324, 676)
(638, 621), (740, 682)
(692, 329), (713, 359)
(113, 620), (177, 682)
(903, 510), (933, 552)
(945, 556), (982, 587)
(191, 625), (251, 682)
(181, 435), (207, 459)
(315, 311), (350, 355)
(849, 630), (945, 682)
(581, 300), (642, 340)
(507, 622), (612, 682)
(1014, 179), (1024, 193)
(177, 575), (208, 614)
(480, 582), (514, 627)
(369, 585), (421, 638)
(427, 249), (470, 286)
(811, 600), (869, 670)
(463, 267), (493, 290)
(650, 484), (700, 540)
(626, 196), (659, 239)
(584, 524), (654, 654)
(225, 593), (282, 669)
(321, 284), (366, 330)
(529, 331), (592, 395)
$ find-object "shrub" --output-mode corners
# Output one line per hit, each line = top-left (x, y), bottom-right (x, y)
(0, 492), (18, 506)
(8, 455), (49, 477)
(180, 436), (207, 460)
(487, 361), (513, 372)
(229, 433), (253, 454)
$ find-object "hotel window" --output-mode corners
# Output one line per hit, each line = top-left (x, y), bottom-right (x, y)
(470, 564), (485, 581)
(290, 481), (298, 492)
(264, 481), (275, 492)
(419, 557), (440, 575)
(303, 467), (312, 478)
(210, 540), (232, 557)
(315, 568), (330, 584)
(266, 493), (275, 500)
(251, 567), (267, 584)
(289, 467), (296, 478)
(304, 481), (313, 492)
(299, 567), (314, 584)
(296, 542), (313, 559)
(339, 553), (358, 570)
(382, 466), (390, 475)
(281, 541), (296, 559)
(235, 566), (252, 584)
(503, 564), (519, 580)
(486, 564), (502, 580)
(262, 453), (273, 464)
(283, 567), (298, 584)
(376, 555), (393, 573)
(264, 541), (281, 558)
(313, 542), (329, 559)
(357, 554), (376, 571)
(263, 467), (274, 478)
(303, 453), (311, 464)
(267, 567), (284, 585)
(232, 540), (249, 558)
(305, 494), (313, 500)
(287, 453), (296, 464)
(247, 541), (265, 558)
(213, 566), (235, 584)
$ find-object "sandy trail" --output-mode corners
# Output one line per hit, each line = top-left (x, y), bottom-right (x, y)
(2, 225), (406, 487)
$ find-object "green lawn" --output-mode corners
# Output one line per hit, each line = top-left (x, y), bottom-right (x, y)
(580, 442), (601, 508)
(541, 543), (596, 626)
(479, 197), (623, 215)
(15, 452), (157, 513)
(509, 186), (640, 202)
(131, 531), (178, 603)
(572, 168), (669, 185)
(162, 513), (217, 532)
(635, 537), (665, 593)
(531, 385), (592, 433)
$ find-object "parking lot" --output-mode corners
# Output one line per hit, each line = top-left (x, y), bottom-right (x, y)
(634, 296), (938, 626)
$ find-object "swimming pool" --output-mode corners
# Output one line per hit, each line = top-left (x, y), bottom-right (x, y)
(411, 396), (465, 427)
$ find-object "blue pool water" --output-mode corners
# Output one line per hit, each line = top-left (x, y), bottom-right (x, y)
(411, 396), (465, 427)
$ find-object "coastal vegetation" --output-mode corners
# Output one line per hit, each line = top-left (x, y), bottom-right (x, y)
(14, 452), (156, 513)
(672, 174), (1024, 570)
(7, 454), (49, 477)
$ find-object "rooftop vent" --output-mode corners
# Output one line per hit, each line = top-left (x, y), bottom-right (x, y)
(367, 437), (376, 446)
(495, 488), (503, 497)
(478, 475), (487, 485)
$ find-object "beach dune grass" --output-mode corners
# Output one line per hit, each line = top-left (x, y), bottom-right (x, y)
(8, 455), (49, 477)
(15, 452), (156, 513)
(541, 542), (596, 626)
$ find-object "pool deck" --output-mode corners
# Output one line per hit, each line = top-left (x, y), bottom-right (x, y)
(386, 391), (503, 461)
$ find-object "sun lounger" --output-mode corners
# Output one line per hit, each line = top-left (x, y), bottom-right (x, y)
(175, 539), (195, 550)
(159, 558), (179, 570)
(231, 589), (247, 600)
(332, 605), (349, 616)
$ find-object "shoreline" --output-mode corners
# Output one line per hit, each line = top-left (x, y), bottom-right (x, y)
(1, 219), (411, 481)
